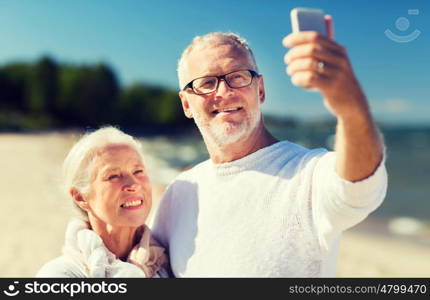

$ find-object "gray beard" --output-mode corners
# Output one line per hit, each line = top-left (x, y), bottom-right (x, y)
(193, 111), (262, 149)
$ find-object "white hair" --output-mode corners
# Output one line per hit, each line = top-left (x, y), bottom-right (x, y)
(62, 126), (145, 221)
(177, 32), (259, 89)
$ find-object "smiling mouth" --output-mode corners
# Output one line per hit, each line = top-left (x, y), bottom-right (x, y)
(212, 107), (243, 114)
(120, 199), (143, 208)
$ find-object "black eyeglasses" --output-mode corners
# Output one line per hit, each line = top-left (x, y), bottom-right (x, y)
(182, 69), (260, 95)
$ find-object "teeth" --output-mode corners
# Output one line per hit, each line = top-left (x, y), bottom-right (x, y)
(122, 200), (142, 208)
(215, 107), (240, 113)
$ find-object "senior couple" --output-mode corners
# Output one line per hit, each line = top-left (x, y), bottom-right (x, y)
(37, 21), (387, 277)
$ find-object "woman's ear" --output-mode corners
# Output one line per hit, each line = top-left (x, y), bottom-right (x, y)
(70, 188), (89, 211)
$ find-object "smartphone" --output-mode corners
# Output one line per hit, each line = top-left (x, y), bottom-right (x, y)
(290, 7), (327, 36)
(290, 8), (327, 92)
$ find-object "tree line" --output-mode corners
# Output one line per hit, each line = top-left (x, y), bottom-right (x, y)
(0, 56), (193, 133)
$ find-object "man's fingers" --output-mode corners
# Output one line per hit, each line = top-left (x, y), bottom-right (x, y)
(283, 31), (343, 55)
(325, 15), (335, 41)
(286, 58), (336, 76)
(289, 70), (330, 89)
(284, 43), (344, 67)
(283, 31), (332, 47)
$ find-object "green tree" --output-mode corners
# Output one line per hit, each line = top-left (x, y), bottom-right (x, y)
(57, 63), (119, 126)
(1, 63), (30, 111)
(0, 57), (192, 131)
(116, 83), (187, 128)
(116, 83), (152, 126)
(27, 56), (58, 115)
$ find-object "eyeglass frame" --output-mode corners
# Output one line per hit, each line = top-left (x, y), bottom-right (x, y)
(181, 69), (261, 95)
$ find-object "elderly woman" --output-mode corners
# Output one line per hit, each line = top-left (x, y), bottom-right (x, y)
(37, 127), (169, 277)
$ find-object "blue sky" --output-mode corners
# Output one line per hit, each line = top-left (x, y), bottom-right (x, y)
(0, 0), (428, 125)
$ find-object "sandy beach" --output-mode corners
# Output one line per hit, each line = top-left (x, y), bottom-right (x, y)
(1, 132), (429, 277)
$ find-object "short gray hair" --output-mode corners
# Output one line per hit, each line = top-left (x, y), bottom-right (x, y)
(177, 32), (259, 89)
(62, 126), (145, 221)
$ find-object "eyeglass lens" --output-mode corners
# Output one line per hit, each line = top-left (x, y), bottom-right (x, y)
(192, 70), (253, 94)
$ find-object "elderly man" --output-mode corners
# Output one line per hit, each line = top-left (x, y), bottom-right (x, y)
(152, 18), (387, 277)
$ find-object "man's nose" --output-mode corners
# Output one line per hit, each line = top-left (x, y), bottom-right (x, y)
(215, 79), (233, 97)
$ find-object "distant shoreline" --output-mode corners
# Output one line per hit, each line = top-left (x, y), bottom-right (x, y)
(1, 121), (429, 136)
(348, 215), (430, 248)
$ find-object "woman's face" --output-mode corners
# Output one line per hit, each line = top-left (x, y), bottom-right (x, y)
(85, 144), (152, 228)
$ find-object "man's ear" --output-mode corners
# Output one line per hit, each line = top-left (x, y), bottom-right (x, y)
(258, 75), (265, 104)
(70, 188), (89, 211)
(179, 91), (193, 119)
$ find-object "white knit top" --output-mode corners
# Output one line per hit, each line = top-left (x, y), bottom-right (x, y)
(151, 141), (387, 277)
(36, 219), (169, 278)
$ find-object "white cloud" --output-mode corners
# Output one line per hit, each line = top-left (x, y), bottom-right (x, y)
(369, 98), (430, 125)
(370, 98), (412, 114)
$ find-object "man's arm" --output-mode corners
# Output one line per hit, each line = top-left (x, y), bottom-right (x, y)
(334, 102), (383, 182)
(283, 16), (383, 182)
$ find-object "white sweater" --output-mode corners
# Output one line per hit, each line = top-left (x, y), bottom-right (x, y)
(37, 219), (169, 278)
(151, 141), (387, 277)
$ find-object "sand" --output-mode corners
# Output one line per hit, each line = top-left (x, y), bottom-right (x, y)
(1, 132), (429, 277)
